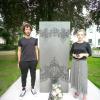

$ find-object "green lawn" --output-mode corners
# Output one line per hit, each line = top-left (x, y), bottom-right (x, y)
(88, 57), (100, 88)
(0, 51), (20, 96)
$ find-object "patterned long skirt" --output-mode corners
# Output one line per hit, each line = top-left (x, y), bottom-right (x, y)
(70, 58), (88, 95)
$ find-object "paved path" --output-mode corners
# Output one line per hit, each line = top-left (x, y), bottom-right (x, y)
(0, 50), (15, 55)
(0, 70), (100, 100)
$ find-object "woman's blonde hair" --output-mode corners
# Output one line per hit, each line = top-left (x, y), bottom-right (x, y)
(77, 29), (86, 35)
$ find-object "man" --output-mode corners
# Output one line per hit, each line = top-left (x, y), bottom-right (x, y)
(18, 23), (38, 97)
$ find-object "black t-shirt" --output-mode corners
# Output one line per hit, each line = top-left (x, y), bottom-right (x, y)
(18, 37), (38, 61)
(70, 42), (92, 59)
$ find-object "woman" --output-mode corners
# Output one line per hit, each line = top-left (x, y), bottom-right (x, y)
(70, 29), (92, 100)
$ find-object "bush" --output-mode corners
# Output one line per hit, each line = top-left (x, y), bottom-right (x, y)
(92, 47), (100, 50)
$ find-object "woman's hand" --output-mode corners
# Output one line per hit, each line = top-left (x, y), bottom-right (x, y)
(77, 53), (89, 59)
(73, 53), (89, 59)
(77, 54), (84, 59)
(72, 54), (79, 58)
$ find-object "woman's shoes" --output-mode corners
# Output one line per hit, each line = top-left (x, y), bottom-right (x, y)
(83, 95), (86, 100)
(73, 92), (79, 98)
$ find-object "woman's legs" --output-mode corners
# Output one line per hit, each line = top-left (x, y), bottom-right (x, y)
(83, 95), (86, 100)
(71, 59), (87, 99)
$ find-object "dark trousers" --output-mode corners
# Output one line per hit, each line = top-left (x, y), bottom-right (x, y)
(19, 61), (37, 89)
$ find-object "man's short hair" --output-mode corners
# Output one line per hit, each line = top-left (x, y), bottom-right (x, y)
(22, 23), (32, 32)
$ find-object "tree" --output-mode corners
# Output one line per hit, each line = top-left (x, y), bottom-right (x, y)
(0, 0), (100, 32)
(87, 0), (100, 32)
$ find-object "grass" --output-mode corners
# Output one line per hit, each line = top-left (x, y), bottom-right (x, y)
(0, 51), (20, 96)
(88, 57), (100, 88)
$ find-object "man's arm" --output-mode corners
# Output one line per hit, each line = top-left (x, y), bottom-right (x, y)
(18, 47), (21, 63)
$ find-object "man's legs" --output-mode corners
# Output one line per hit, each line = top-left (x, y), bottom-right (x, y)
(29, 61), (37, 88)
(19, 61), (29, 97)
(29, 61), (37, 94)
(19, 61), (28, 91)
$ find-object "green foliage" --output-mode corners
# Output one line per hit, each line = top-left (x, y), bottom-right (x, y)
(0, 0), (100, 38)
(0, 0), (95, 31)
(0, 30), (10, 44)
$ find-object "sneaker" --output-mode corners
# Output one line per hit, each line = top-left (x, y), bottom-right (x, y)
(19, 89), (26, 97)
(31, 89), (37, 95)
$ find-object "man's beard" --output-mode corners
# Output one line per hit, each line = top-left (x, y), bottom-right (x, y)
(26, 33), (30, 36)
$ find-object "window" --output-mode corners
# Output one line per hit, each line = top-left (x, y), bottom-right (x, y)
(88, 39), (92, 45)
(98, 39), (100, 45)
